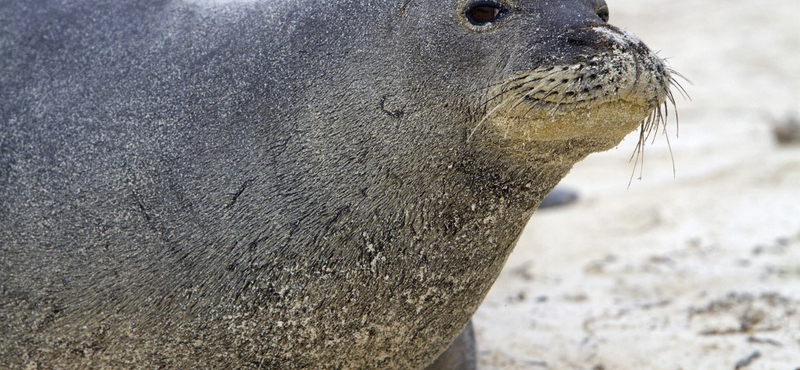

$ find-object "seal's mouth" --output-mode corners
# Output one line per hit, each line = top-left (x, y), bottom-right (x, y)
(470, 26), (687, 161)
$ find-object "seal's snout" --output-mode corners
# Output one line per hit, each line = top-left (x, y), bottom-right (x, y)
(472, 21), (679, 154)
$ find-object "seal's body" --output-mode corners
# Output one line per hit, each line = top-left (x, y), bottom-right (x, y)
(0, 1), (673, 369)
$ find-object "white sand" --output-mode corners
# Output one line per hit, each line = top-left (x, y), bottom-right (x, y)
(474, 0), (800, 369)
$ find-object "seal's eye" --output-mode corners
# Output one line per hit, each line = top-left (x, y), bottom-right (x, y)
(465, 1), (508, 26)
(596, 4), (610, 23)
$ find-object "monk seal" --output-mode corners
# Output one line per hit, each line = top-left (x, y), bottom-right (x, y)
(0, 0), (678, 369)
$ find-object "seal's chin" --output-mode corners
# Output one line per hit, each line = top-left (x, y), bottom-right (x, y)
(492, 98), (658, 151)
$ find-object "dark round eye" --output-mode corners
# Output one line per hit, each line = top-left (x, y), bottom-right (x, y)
(465, 1), (508, 26)
(596, 4), (610, 22)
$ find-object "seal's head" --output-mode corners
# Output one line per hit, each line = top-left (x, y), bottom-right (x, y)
(389, 0), (678, 174)
(477, 25), (671, 144)
(469, 1), (675, 153)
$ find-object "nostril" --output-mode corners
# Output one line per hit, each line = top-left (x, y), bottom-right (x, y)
(565, 28), (597, 49)
(564, 26), (619, 53)
(596, 4), (610, 23)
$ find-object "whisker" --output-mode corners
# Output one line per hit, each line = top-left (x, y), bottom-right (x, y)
(663, 114), (676, 178)
(471, 74), (529, 94)
(472, 75), (531, 107)
(628, 120), (647, 188)
(480, 83), (525, 108)
(669, 92), (680, 138)
(628, 80), (682, 187)
(506, 69), (566, 110)
(669, 78), (691, 101)
(521, 81), (565, 118)
(468, 90), (519, 141)
(548, 77), (582, 117)
(666, 68), (692, 85)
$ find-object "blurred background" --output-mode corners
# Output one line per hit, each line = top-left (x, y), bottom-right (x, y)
(474, 0), (800, 369)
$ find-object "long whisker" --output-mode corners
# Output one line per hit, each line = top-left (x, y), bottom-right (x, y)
(504, 69), (566, 112)
(468, 90), (519, 141)
(473, 76), (530, 108)
(628, 112), (654, 188)
(521, 78), (568, 118)
(471, 69), (570, 141)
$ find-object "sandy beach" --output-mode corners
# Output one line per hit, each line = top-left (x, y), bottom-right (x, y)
(474, 0), (800, 369)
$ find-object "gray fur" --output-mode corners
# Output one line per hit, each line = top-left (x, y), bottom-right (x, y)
(0, 0), (669, 368)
